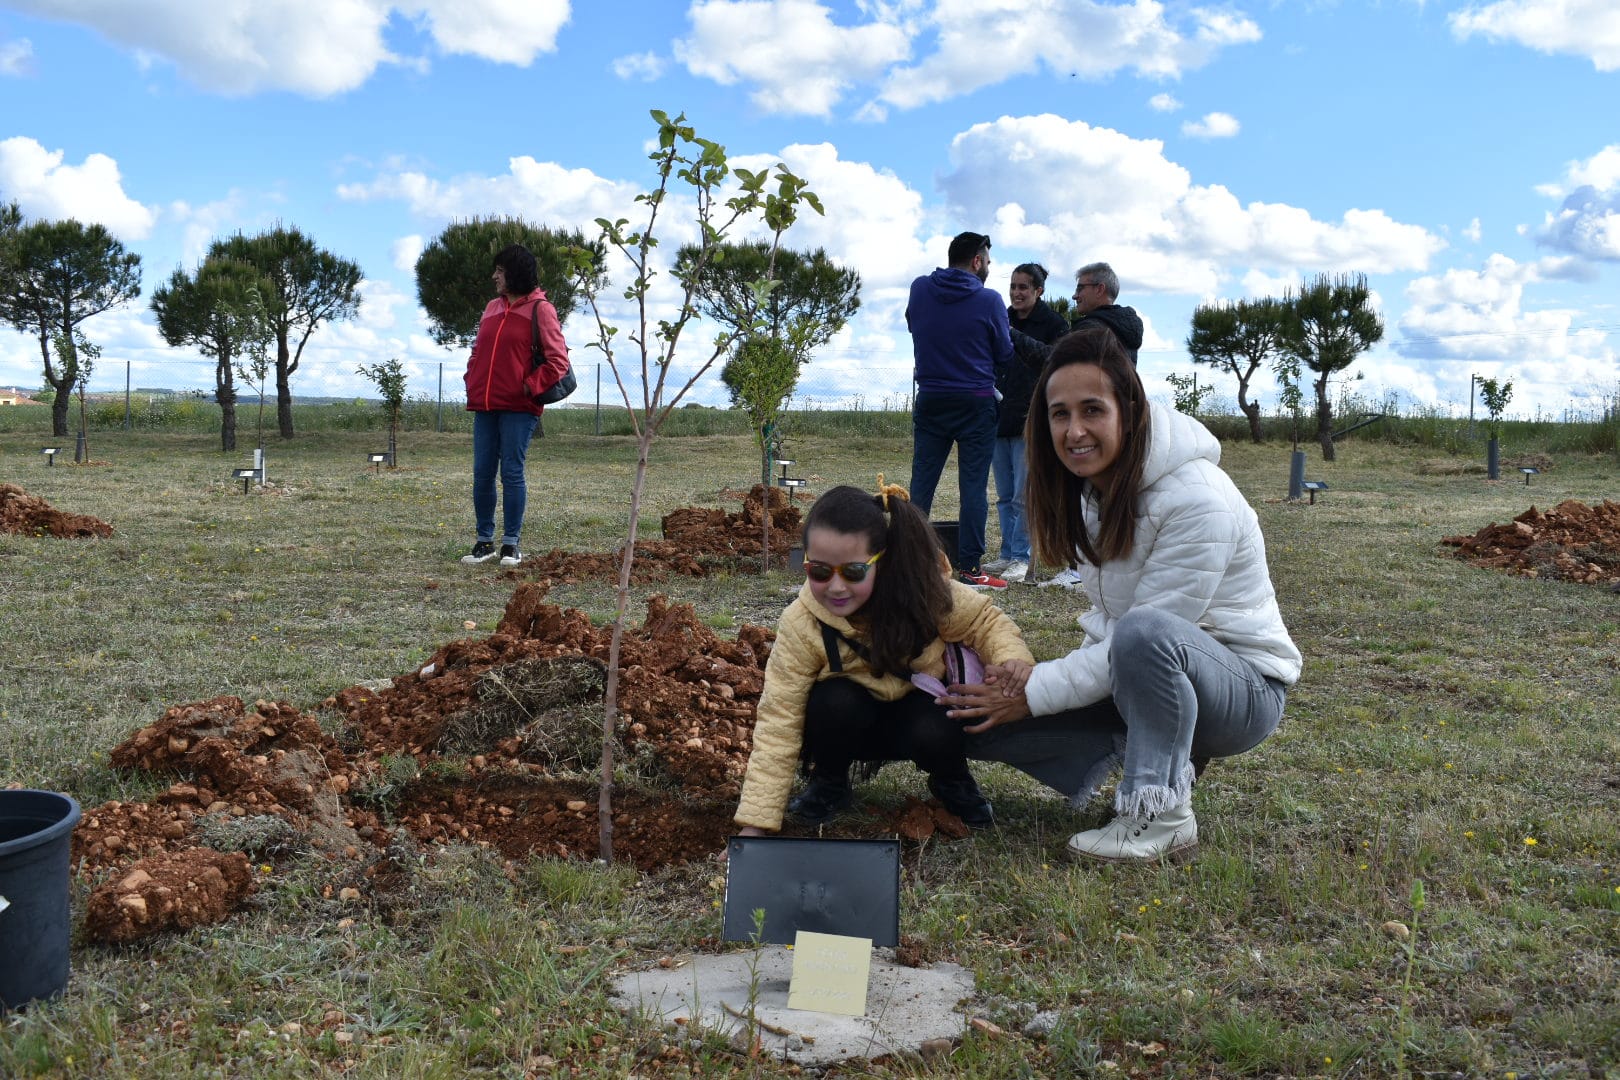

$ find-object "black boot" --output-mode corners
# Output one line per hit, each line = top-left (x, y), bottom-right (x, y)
(928, 774), (994, 829)
(788, 772), (853, 825)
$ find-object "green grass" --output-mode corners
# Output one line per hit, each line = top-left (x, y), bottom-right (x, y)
(2, 426), (1618, 1077)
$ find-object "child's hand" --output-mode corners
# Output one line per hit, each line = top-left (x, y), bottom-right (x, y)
(718, 824), (771, 862)
(984, 659), (1033, 697)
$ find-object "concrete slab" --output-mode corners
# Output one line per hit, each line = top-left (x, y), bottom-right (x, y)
(610, 948), (976, 1067)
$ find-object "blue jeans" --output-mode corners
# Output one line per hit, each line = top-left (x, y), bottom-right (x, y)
(968, 608), (1286, 817)
(910, 391), (996, 571)
(471, 410), (539, 547)
(991, 435), (1029, 562)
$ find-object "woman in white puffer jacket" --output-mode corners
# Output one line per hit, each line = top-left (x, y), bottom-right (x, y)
(948, 324), (1302, 863)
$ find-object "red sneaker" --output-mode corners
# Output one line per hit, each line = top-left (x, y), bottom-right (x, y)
(958, 568), (1008, 590)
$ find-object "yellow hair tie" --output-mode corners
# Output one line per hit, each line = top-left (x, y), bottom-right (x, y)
(875, 473), (910, 512)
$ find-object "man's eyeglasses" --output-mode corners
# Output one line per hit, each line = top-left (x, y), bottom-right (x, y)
(804, 552), (882, 583)
(1074, 281), (1102, 294)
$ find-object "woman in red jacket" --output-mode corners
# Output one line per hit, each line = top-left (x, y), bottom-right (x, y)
(460, 244), (570, 567)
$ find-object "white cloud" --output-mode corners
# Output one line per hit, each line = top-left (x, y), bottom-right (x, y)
(406, 0), (571, 65)
(2, 0), (571, 96)
(1462, 217), (1482, 242)
(0, 136), (157, 239)
(671, 0), (1258, 117)
(1535, 144), (1620, 260)
(938, 115), (1444, 295)
(1396, 254), (1615, 393)
(1, 37), (33, 76)
(611, 51), (666, 81)
(167, 192), (254, 266)
(1182, 111), (1240, 139)
(674, 0), (910, 116)
(337, 157), (641, 228)
(392, 235), (425, 273)
(1148, 92), (1182, 112)
(1450, 0), (1620, 72)
(873, 0), (1260, 113)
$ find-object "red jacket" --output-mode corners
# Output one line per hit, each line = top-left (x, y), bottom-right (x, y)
(463, 289), (570, 414)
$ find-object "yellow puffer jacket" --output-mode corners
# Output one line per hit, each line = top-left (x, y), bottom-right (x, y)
(734, 578), (1034, 831)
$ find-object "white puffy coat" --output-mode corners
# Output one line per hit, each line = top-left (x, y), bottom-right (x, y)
(1024, 401), (1302, 716)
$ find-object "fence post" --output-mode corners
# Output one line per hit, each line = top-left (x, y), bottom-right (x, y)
(594, 363), (601, 436)
(436, 362), (444, 433)
(124, 361), (132, 431)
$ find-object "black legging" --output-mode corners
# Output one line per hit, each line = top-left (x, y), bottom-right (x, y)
(802, 677), (973, 782)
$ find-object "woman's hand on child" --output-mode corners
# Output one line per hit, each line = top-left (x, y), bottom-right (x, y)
(941, 680), (1031, 734)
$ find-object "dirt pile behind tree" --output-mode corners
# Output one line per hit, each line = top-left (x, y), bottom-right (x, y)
(1441, 499), (1620, 587)
(0, 483), (114, 537)
(510, 484), (803, 582)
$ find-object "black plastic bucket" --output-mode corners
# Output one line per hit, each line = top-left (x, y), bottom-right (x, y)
(931, 520), (961, 569)
(0, 789), (82, 1011)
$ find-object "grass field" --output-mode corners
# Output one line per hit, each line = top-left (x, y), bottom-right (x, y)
(1, 422), (1617, 1078)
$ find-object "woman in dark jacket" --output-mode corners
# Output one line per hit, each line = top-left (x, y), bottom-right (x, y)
(460, 243), (570, 567)
(986, 263), (1069, 582)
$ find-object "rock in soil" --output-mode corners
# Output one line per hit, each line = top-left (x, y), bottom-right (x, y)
(83, 848), (256, 944)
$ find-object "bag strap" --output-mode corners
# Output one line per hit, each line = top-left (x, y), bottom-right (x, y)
(529, 301), (542, 369)
(818, 620), (870, 674)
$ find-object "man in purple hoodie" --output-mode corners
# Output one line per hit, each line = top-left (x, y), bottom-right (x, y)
(905, 231), (1014, 589)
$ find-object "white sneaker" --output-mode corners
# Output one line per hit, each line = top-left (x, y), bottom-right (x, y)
(1039, 567), (1085, 589)
(1001, 560), (1028, 583)
(980, 556), (1012, 573)
(1065, 802), (1198, 863)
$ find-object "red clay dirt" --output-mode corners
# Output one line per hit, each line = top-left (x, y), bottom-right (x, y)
(0, 482), (114, 537)
(1441, 499), (1620, 588)
(72, 486), (969, 942)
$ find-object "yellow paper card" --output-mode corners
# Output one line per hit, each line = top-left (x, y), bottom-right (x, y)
(787, 930), (872, 1016)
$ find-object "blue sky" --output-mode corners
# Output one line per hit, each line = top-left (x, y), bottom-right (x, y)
(1, 0), (1617, 419)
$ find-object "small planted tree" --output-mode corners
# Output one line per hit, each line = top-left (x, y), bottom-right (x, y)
(64, 332), (100, 462)
(572, 109), (822, 862)
(681, 242), (861, 482)
(1165, 371), (1214, 416)
(1281, 273), (1383, 461)
(357, 357), (407, 465)
(1187, 297), (1288, 442)
(1479, 376), (1513, 479)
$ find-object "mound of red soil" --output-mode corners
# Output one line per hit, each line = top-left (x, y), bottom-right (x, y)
(1441, 499), (1620, 587)
(511, 484), (802, 582)
(0, 482), (113, 537)
(83, 849), (255, 944)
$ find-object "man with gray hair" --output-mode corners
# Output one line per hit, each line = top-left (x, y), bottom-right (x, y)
(1069, 262), (1143, 363)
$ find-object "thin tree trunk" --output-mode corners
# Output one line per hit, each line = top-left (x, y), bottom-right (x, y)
(217, 357), (237, 452)
(1237, 386), (1262, 444)
(275, 338), (295, 439)
(600, 435), (654, 862)
(1315, 374), (1336, 462)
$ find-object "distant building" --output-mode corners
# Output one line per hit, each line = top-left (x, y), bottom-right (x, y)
(0, 387), (45, 406)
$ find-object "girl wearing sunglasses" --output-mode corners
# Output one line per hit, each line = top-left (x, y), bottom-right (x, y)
(733, 482), (1033, 836)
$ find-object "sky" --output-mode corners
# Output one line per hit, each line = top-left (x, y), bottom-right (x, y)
(1, 0), (1618, 420)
